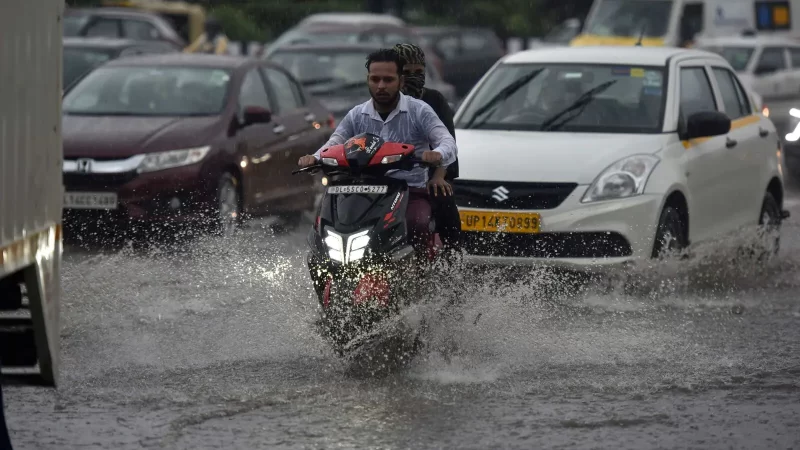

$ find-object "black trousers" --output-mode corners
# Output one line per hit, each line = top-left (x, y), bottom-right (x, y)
(430, 190), (461, 250)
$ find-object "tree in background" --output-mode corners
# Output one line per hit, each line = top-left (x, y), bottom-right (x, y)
(64, 0), (581, 42)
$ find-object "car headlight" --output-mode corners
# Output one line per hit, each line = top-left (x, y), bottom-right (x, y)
(581, 154), (660, 203)
(137, 146), (211, 173)
(324, 228), (370, 263)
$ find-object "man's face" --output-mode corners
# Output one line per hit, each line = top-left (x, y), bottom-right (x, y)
(368, 61), (403, 106)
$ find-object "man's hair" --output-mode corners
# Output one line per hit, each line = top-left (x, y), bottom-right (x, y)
(365, 48), (403, 75)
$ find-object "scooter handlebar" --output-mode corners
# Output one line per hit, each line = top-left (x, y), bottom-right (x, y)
(291, 156), (437, 175)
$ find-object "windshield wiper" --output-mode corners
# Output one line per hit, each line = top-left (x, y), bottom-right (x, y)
(539, 79), (617, 131)
(461, 68), (544, 129)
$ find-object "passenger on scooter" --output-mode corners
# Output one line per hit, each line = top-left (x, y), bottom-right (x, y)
(393, 42), (461, 256)
(297, 48), (457, 255)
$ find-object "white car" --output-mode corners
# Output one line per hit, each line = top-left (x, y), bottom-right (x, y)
(452, 46), (788, 268)
(696, 34), (800, 101)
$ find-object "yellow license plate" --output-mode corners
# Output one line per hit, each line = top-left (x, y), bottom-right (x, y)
(459, 211), (541, 234)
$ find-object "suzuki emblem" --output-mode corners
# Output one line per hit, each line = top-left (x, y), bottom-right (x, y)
(76, 158), (93, 173)
(491, 185), (510, 202)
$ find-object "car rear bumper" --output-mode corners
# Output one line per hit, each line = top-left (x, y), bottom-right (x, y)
(458, 189), (663, 269)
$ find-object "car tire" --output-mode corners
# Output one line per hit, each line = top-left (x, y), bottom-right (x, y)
(755, 191), (782, 260)
(651, 205), (688, 259)
(214, 172), (241, 237)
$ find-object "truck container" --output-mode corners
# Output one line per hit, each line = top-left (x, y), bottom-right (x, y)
(0, 0), (64, 387)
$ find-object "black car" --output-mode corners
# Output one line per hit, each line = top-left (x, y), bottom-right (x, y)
(412, 26), (506, 97)
(63, 37), (178, 89)
(64, 8), (186, 49)
(267, 43), (458, 121)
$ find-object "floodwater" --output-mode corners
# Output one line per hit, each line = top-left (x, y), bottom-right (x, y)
(4, 193), (800, 449)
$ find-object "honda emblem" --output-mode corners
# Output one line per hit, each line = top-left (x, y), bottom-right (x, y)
(76, 158), (93, 173)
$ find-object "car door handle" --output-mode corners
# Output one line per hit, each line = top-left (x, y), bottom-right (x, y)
(759, 127), (769, 137)
(273, 124), (285, 134)
(726, 137), (738, 148)
(304, 112), (316, 122)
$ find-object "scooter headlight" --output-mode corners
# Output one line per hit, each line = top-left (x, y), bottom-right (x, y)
(324, 229), (370, 263)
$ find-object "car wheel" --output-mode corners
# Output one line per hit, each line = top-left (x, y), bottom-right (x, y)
(215, 172), (241, 237)
(755, 191), (781, 260)
(651, 205), (688, 259)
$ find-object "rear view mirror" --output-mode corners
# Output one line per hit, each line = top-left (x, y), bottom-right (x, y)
(242, 105), (272, 126)
(684, 111), (731, 140)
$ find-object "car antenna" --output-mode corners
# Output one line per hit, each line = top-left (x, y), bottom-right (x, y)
(635, 24), (646, 46)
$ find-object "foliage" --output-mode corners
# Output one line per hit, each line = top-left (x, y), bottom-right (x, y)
(208, 5), (269, 42)
(64, 0), (562, 40)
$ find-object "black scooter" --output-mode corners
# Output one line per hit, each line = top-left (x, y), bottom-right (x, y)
(292, 132), (443, 357)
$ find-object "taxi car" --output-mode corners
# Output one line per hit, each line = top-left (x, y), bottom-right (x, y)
(452, 46), (789, 268)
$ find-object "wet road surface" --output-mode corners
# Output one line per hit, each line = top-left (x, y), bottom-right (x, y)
(5, 189), (800, 449)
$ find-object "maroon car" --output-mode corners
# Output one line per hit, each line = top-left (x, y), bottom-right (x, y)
(61, 53), (335, 235)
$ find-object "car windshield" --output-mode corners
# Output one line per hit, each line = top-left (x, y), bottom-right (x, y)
(456, 63), (667, 133)
(62, 66), (231, 116)
(584, 0), (674, 37)
(699, 45), (755, 72)
(63, 47), (117, 88)
(270, 50), (368, 87)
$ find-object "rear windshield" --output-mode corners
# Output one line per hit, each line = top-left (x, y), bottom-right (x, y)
(699, 46), (755, 72)
(63, 46), (116, 89)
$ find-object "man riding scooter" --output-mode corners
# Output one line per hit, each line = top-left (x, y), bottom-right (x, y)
(393, 43), (461, 258)
(297, 48), (457, 257)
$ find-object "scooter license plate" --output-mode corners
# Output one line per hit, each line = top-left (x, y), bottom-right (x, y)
(327, 185), (388, 194)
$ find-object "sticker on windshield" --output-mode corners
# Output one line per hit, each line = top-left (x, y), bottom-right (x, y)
(611, 67), (631, 75)
(643, 70), (662, 87)
(630, 68), (645, 77)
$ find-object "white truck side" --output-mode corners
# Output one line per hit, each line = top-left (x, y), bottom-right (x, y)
(571, 0), (800, 47)
(0, 0), (63, 387)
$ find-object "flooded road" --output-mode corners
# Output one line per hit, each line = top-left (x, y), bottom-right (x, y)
(5, 190), (800, 449)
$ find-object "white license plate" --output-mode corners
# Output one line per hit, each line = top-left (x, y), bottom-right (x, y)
(327, 185), (388, 194)
(64, 192), (118, 210)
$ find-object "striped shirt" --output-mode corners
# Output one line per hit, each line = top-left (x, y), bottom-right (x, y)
(313, 92), (457, 188)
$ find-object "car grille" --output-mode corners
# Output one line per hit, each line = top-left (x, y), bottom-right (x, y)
(453, 180), (578, 210)
(461, 231), (633, 258)
(63, 172), (138, 191)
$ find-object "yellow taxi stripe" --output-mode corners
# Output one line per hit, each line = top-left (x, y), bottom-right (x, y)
(570, 34), (665, 47)
(681, 114), (761, 149)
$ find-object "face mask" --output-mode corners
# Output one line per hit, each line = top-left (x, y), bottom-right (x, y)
(403, 72), (425, 98)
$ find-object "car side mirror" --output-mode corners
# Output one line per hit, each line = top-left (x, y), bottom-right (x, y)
(754, 64), (778, 75)
(242, 105), (272, 126)
(684, 111), (731, 140)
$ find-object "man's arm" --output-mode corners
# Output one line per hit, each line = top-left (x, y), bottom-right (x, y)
(418, 103), (457, 167)
(312, 110), (356, 159)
